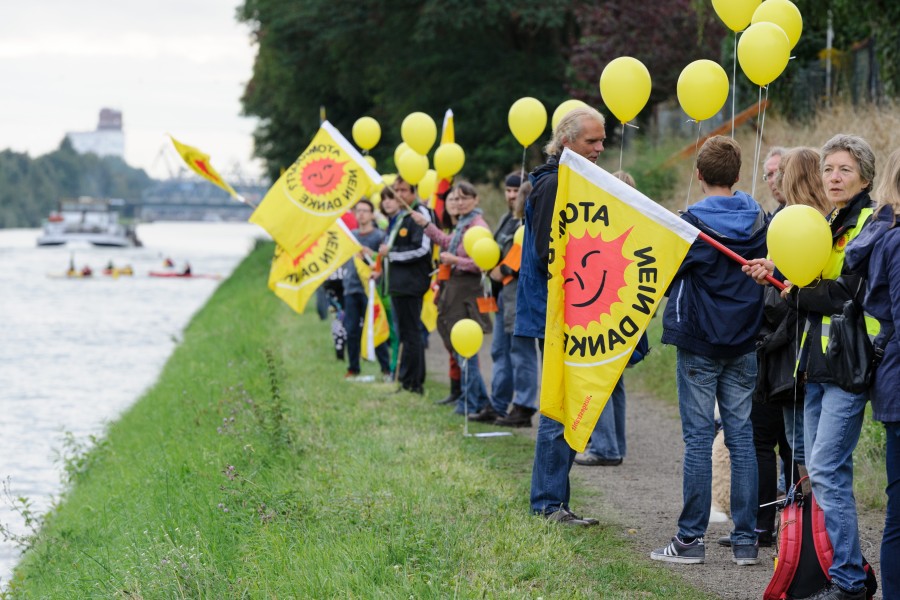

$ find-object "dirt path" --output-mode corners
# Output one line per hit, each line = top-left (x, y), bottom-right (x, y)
(425, 335), (885, 600)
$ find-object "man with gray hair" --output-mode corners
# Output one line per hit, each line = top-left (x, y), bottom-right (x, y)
(763, 146), (787, 205)
(515, 106), (606, 525)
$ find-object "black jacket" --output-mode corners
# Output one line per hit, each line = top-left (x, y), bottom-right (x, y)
(387, 204), (434, 297)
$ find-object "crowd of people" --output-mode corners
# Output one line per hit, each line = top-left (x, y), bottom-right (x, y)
(320, 106), (898, 600)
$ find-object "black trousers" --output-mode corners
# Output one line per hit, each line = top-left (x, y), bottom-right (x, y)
(391, 294), (426, 392)
(751, 400), (803, 532)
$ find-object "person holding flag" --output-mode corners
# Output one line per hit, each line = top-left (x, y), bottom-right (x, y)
(341, 198), (391, 382)
(515, 106), (607, 526)
(650, 135), (767, 567)
(381, 176), (434, 395)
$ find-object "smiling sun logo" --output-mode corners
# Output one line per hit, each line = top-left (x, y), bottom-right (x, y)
(301, 158), (347, 195)
(562, 227), (633, 329)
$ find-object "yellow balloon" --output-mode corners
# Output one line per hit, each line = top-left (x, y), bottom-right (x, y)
(394, 142), (410, 168)
(363, 155), (377, 169)
(462, 225), (492, 257)
(471, 237), (501, 271)
(751, 0), (803, 49)
(508, 97), (548, 147)
(712, 0), (762, 32)
(767, 205), (831, 287)
(382, 173), (397, 187)
(417, 169), (438, 200)
(352, 116), (381, 150)
(551, 99), (588, 131)
(397, 149), (429, 185)
(599, 57), (652, 123)
(450, 318), (484, 358)
(677, 59), (730, 121)
(401, 112), (437, 155)
(513, 225), (525, 246)
(738, 21), (790, 86)
(434, 143), (465, 179)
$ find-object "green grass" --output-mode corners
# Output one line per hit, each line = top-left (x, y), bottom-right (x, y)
(4, 242), (711, 599)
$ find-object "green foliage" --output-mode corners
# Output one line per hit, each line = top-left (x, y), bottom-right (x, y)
(0, 140), (152, 228)
(6, 243), (712, 599)
(238, 0), (579, 181)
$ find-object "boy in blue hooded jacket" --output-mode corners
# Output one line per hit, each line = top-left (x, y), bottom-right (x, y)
(651, 135), (768, 566)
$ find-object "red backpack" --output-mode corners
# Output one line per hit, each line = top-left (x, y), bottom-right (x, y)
(764, 476), (877, 600)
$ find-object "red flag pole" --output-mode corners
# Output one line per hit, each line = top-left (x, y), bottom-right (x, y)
(697, 232), (786, 291)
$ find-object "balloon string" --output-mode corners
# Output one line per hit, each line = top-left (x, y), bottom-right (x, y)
(684, 120), (703, 211)
(731, 31), (738, 138)
(751, 85), (765, 199)
(619, 122), (626, 172)
(520, 146), (527, 186)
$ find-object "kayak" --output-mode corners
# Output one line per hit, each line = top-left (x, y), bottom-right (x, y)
(148, 271), (222, 280)
(47, 272), (94, 279)
(103, 268), (134, 277)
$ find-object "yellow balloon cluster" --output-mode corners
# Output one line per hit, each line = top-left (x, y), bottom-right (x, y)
(471, 238), (501, 271)
(434, 143), (465, 179)
(401, 112), (437, 155)
(462, 226), (492, 256)
(552, 99), (588, 131)
(738, 21), (791, 86)
(451, 318), (483, 358)
(417, 169), (438, 200)
(508, 97), (548, 147)
(352, 116), (381, 150)
(712, 0), (762, 32)
(767, 205), (831, 287)
(677, 60), (730, 121)
(394, 142), (411, 168)
(599, 57), (652, 123)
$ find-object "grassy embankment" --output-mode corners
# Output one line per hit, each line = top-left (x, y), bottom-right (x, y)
(5, 241), (710, 599)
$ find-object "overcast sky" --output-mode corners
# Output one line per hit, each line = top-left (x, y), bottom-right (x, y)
(0, 0), (263, 180)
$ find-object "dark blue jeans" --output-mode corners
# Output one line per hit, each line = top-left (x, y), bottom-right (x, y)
(883, 421), (900, 599)
(586, 376), (626, 460)
(343, 292), (390, 374)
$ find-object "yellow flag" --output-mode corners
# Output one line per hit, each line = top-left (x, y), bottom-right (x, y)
(354, 257), (390, 359)
(250, 121), (381, 258)
(542, 149), (700, 451)
(169, 135), (240, 199)
(420, 286), (438, 332)
(268, 220), (362, 314)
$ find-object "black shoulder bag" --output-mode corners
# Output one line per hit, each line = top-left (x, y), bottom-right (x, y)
(824, 280), (883, 394)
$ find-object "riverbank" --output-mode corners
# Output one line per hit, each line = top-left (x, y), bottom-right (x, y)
(5, 241), (710, 598)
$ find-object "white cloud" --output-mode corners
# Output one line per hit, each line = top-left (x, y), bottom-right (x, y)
(0, 0), (263, 180)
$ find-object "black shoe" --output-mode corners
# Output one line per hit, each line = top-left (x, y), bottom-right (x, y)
(435, 379), (461, 405)
(573, 452), (622, 466)
(808, 583), (866, 600)
(493, 404), (536, 428)
(468, 406), (499, 422)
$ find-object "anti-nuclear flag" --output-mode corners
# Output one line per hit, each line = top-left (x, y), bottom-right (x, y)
(542, 149), (700, 451)
(353, 256), (390, 359)
(250, 121), (381, 258)
(169, 135), (242, 200)
(268, 219), (362, 314)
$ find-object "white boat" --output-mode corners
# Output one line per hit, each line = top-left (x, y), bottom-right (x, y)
(36, 197), (141, 247)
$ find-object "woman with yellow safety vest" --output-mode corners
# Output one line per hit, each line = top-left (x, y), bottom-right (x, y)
(785, 135), (875, 600)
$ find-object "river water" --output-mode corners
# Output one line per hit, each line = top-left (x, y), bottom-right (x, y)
(0, 222), (263, 583)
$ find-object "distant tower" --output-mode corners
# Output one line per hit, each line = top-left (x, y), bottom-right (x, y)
(66, 108), (125, 159)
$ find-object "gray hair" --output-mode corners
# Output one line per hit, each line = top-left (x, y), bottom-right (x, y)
(764, 146), (788, 163)
(821, 134), (876, 190)
(544, 106), (605, 156)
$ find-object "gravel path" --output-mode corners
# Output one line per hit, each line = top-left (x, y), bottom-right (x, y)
(425, 335), (885, 600)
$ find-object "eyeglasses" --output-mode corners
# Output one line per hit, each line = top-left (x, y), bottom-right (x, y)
(762, 173), (776, 182)
(454, 194), (476, 201)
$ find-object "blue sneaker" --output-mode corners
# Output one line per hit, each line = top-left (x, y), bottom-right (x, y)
(732, 542), (760, 566)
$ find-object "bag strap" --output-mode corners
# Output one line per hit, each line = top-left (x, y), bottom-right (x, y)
(810, 489), (835, 581)
(764, 494), (805, 600)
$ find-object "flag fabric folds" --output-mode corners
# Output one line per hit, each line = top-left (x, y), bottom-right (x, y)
(269, 219), (362, 314)
(354, 257), (390, 359)
(169, 135), (240, 199)
(542, 149), (700, 451)
(250, 121), (381, 258)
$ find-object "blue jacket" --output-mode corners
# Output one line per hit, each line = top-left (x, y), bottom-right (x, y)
(662, 191), (768, 358)
(514, 156), (559, 339)
(845, 208), (900, 422)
